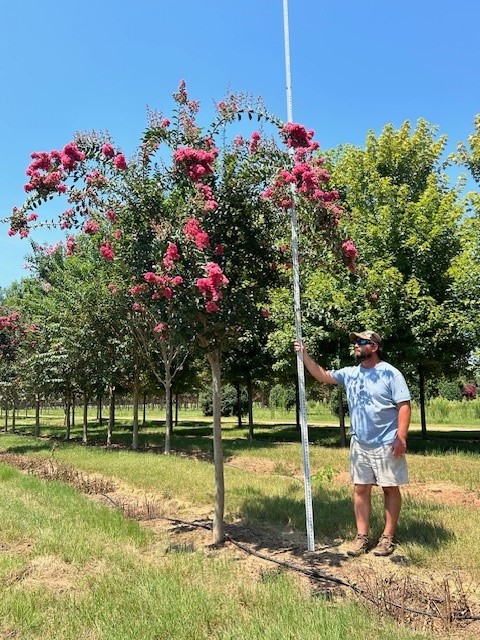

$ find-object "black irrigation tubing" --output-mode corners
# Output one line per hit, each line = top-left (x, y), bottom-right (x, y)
(99, 494), (480, 624)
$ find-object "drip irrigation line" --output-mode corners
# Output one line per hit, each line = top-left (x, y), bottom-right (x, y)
(99, 494), (480, 624)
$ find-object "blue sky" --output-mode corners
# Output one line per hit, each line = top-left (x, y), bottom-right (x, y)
(1, 0), (479, 289)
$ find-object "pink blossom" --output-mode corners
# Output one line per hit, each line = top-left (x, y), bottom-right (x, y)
(114, 154), (128, 170)
(129, 283), (148, 296)
(234, 135), (244, 147)
(144, 271), (165, 285)
(342, 239), (358, 272)
(86, 169), (107, 186)
(214, 244), (224, 256)
(173, 79), (188, 105)
(173, 147), (217, 182)
(132, 302), (145, 312)
(27, 213), (38, 221)
(100, 242), (115, 261)
(162, 242), (180, 269)
(261, 309), (270, 318)
(160, 118), (170, 127)
(196, 261), (229, 305)
(205, 301), (220, 313)
(107, 283), (119, 294)
(65, 236), (76, 256)
(114, 229), (122, 240)
(60, 142), (85, 171)
(281, 123), (315, 149)
(184, 217), (210, 249)
(102, 143), (115, 157)
(28, 151), (51, 173)
(249, 131), (261, 153)
(83, 219), (100, 235)
(153, 323), (167, 333)
(42, 171), (64, 190)
(106, 209), (117, 222)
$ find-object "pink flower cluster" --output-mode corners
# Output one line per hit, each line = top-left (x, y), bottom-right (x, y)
(162, 242), (180, 270)
(184, 217), (210, 250)
(114, 154), (128, 170)
(102, 143), (115, 158)
(173, 147), (217, 182)
(281, 123), (316, 150)
(263, 160), (340, 214)
(24, 142), (85, 195)
(143, 271), (184, 300)
(196, 262), (229, 313)
(86, 169), (107, 187)
(216, 96), (239, 121)
(195, 183), (218, 212)
(153, 322), (169, 339)
(249, 132), (261, 154)
(342, 239), (359, 272)
(66, 236), (76, 256)
(100, 241), (115, 261)
(0, 312), (20, 331)
(8, 207), (30, 238)
(60, 209), (76, 230)
(83, 219), (100, 235)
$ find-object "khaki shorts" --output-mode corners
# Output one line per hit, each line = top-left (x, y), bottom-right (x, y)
(350, 437), (408, 487)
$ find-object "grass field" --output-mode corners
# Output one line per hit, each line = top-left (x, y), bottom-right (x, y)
(0, 404), (479, 639)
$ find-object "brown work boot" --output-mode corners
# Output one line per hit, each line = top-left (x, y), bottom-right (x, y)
(347, 534), (369, 557)
(373, 534), (395, 556)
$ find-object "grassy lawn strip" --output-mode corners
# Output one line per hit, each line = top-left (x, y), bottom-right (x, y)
(0, 459), (428, 640)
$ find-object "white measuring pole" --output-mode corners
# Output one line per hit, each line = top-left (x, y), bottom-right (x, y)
(282, 0), (315, 552)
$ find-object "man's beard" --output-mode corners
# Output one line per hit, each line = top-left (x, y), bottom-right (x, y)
(355, 352), (369, 361)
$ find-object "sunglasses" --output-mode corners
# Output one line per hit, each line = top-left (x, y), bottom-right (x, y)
(352, 338), (373, 346)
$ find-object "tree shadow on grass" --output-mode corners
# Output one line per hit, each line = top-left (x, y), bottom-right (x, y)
(233, 483), (454, 564)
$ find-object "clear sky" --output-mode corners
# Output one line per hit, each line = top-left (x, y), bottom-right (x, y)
(1, 0), (479, 289)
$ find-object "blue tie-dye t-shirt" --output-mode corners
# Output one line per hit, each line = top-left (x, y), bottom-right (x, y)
(330, 361), (411, 447)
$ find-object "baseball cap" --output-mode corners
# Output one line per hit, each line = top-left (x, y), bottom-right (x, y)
(349, 330), (383, 345)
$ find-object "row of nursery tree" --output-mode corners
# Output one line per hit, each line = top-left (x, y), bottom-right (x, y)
(1, 84), (479, 541)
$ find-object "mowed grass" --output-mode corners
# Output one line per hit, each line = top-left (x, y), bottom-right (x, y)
(0, 459), (429, 640)
(1, 404), (480, 638)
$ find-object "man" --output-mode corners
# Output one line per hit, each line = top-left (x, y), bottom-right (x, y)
(294, 330), (411, 557)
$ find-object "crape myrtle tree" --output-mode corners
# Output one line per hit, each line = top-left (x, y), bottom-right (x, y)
(21, 236), (135, 444)
(328, 119), (469, 436)
(0, 304), (26, 430)
(7, 82), (354, 543)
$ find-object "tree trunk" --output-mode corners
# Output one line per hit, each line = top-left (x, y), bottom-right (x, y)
(12, 404), (16, 432)
(418, 364), (427, 439)
(338, 387), (347, 447)
(142, 392), (147, 426)
(247, 378), (254, 440)
(107, 385), (115, 446)
(64, 389), (71, 441)
(132, 365), (140, 450)
(34, 394), (40, 438)
(164, 368), (173, 455)
(71, 393), (75, 428)
(82, 391), (88, 444)
(207, 348), (225, 545)
(235, 382), (242, 428)
(97, 395), (103, 425)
